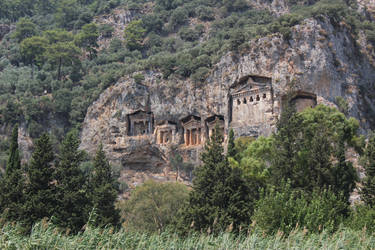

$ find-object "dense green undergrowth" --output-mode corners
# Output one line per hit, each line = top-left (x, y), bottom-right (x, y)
(0, 222), (374, 249)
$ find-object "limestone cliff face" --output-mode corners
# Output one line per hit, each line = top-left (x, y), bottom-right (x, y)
(80, 17), (375, 188)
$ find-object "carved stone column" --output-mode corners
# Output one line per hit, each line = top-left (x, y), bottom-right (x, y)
(198, 128), (201, 144)
(190, 129), (194, 145)
(186, 129), (190, 146)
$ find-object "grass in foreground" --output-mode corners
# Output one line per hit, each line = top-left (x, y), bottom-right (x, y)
(0, 222), (374, 249)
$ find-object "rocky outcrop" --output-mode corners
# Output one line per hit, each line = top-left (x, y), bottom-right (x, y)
(357, 0), (375, 20)
(0, 24), (10, 41)
(249, 0), (290, 16)
(18, 125), (33, 164)
(80, 17), (375, 188)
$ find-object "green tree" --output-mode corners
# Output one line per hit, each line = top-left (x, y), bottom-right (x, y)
(74, 23), (99, 59)
(46, 41), (80, 80)
(55, 0), (80, 29)
(0, 125), (25, 222)
(12, 18), (37, 42)
(360, 132), (375, 207)
(237, 136), (274, 183)
(90, 144), (119, 227)
(227, 129), (236, 158)
(170, 147), (194, 181)
(35, 0), (57, 15)
(229, 29), (246, 51)
(120, 180), (189, 233)
(20, 36), (48, 78)
(43, 29), (74, 44)
(20, 36), (48, 67)
(53, 130), (89, 233)
(270, 100), (300, 187)
(23, 133), (56, 229)
(124, 20), (146, 51)
(182, 124), (255, 234)
(270, 104), (359, 200)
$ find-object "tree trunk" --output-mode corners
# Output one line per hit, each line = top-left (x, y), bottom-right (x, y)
(31, 63), (34, 80)
(58, 57), (62, 80)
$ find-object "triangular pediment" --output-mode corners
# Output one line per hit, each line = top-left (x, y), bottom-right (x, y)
(183, 119), (201, 128)
(231, 82), (269, 96)
(231, 76), (272, 96)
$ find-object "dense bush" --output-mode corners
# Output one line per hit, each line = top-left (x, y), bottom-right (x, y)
(119, 181), (189, 233)
(347, 205), (375, 233)
(252, 185), (349, 234)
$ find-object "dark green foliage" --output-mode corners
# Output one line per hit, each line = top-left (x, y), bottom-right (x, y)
(181, 124), (256, 234)
(90, 145), (119, 227)
(99, 24), (114, 38)
(191, 67), (210, 83)
(20, 36), (48, 68)
(0, 125), (25, 222)
(142, 14), (164, 33)
(75, 23), (99, 59)
(169, 7), (188, 30)
(133, 73), (145, 84)
(23, 133), (56, 229)
(227, 129), (236, 158)
(335, 96), (349, 115)
(270, 104), (359, 200)
(197, 6), (215, 21)
(53, 130), (89, 233)
(270, 100), (299, 187)
(55, 0), (82, 29)
(360, 132), (375, 207)
(12, 18), (37, 42)
(179, 27), (199, 42)
(170, 148), (194, 181)
(347, 205), (375, 233)
(46, 40), (80, 80)
(229, 29), (246, 51)
(120, 180), (189, 233)
(252, 184), (349, 234)
(124, 20), (146, 51)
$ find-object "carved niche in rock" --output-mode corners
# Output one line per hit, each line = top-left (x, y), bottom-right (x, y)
(154, 120), (177, 145)
(230, 75), (274, 127)
(127, 110), (154, 136)
(205, 115), (225, 140)
(289, 91), (317, 112)
(181, 115), (203, 147)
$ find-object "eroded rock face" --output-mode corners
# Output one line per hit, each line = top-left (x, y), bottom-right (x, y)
(0, 24), (10, 41)
(249, 0), (290, 16)
(357, 0), (375, 20)
(80, 17), (375, 188)
(95, 7), (139, 49)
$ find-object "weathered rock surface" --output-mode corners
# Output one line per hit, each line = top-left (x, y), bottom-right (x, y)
(249, 0), (290, 16)
(80, 17), (375, 188)
(0, 24), (10, 41)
